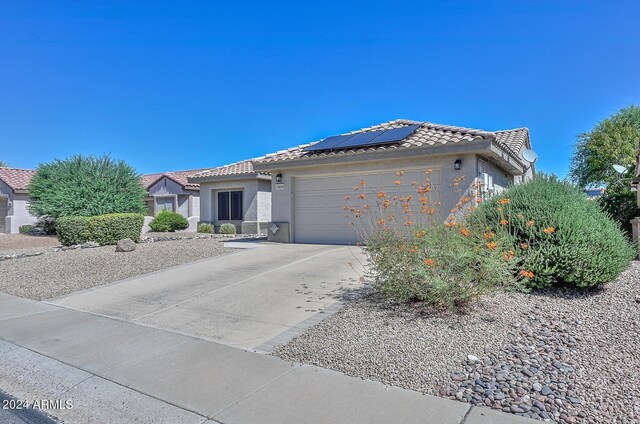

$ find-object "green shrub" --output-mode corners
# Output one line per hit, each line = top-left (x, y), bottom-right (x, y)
(219, 223), (237, 235)
(149, 210), (189, 232)
(197, 223), (213, 233)
(27, 154), (147, 218)
(56, 213), (143, 246)
(18, 225), (33, 234)
(88, 213), (144, 245)
(467, 175), (635, 288)
(56, 216), (91, 246)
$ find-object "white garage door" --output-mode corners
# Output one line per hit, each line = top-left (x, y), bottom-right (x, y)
(294, 168), (441, 244)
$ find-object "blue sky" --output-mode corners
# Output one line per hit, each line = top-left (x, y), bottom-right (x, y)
(1, 1), (639, 176)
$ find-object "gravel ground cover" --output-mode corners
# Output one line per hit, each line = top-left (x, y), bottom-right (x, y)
(274, 262), (640, 423)
(0, 234), (59, 256)
(0, 238), (231, 300)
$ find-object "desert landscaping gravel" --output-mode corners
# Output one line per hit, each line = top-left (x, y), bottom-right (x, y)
(0, 234), (60, 256)
(274, 262), (640, 423)
(0, 238), (230, 300)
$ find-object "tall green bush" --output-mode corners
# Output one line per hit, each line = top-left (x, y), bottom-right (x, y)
(28, 154), (147, 218)
(149, 210), (189, 232)
(467, 175), (635, 288)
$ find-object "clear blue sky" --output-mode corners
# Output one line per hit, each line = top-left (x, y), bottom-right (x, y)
(1, 1), (639, 176)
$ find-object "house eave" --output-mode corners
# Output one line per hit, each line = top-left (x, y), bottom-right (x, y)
(188, 172), (272, 184)
(253, 141), (526, 175)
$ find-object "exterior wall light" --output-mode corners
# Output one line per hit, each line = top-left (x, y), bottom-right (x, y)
(454, 159), (462, 170)
(275, 173), (283, 183)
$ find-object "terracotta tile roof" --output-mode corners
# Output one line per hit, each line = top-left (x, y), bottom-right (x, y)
(141, 169), (207, 190)
(0, 167), (36, 192)
(255, 119), (530, 165)
(189, 160), (264, 180)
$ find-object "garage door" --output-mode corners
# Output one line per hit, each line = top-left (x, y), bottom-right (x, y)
(294, 168), (441, 244)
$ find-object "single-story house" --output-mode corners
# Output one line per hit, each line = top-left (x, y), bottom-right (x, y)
(141, 169), (204, 219)
(0, 167), (38, 234)
(252, 119), (534, 245)
(188, 160), (272, 234)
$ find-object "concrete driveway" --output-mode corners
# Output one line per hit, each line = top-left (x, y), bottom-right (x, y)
(48, 243), (365, 350)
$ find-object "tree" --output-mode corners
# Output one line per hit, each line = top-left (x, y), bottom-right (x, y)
(570, 105), (640, 235)
(28, 155), (147, 218)
(0, 161), (8, 167)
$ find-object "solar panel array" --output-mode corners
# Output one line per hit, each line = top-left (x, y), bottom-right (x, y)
(305, 125), (421, 152)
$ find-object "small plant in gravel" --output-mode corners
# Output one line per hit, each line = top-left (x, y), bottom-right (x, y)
(18, 225), (33, 234)
(197, 223), (213, 233)
(149, 210), (189, 232)
(218, 223), (237, 235)
(467, 174), (635, 288)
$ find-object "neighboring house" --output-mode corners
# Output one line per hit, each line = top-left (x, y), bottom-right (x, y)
(140, 170), (204, 219)
(253, 119), (534, 244)
(188, 160), (272, 234)
(0, 167), (37, 234)
(585, 188), (605, 199)
(630, 152), (640, 244)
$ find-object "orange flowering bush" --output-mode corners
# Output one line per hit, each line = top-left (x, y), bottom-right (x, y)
(345, 169), (518, 309)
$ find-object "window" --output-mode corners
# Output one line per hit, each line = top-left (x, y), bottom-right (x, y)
(217, 191), (243, 221)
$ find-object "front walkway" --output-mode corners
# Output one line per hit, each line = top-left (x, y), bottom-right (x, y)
(0, 293), (536, 424)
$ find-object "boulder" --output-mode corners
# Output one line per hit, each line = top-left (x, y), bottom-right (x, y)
(115, 238), (136, 252)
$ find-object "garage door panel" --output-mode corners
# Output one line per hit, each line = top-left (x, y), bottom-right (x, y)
(294, 168), (442, 245)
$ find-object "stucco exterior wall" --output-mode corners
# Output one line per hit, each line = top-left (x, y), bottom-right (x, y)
(146, 177), (199, 218)
(268, 153), (517, 242)
(0, 180), (37, 234)
(198, 177), (271, 234)
(477, 156), (514, 190)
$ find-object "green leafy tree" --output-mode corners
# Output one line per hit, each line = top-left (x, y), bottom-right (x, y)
(570, 105), (640, 235)
(28, 155), (147, 218)
(0, 161), (9, 167)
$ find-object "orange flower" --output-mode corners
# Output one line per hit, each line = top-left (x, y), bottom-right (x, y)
(519, 270), (534, 279)
(353, 186), (360, 191)
(503, 250), (515, 261)
(376, 219), (385, 226)
(483, 231), (495, 240)
(376, 192), (386, 199)
(461, 196), (471, 204)
(404, 221), (413, 226)
(382, 199), (391, 209)
(408, 246), (418, 253)
(497, 198), (510, 205)
(396, 171), (404, 176)
(500, 219), (508, 226)
(393, 180), (402, 185)
(360, 179), (366, 187)
(527, 220), (535, 227)
(445, 219), (456, 228)
(415, 230), (426, 238)
(486, 241), (497, 250)
(357, 193), (366, 200)
(459, 228), (471, 237)
(543, 227), (556, 234)
(496, 207), (503, 213)
(424, 258), (434, 266)
(520, 242), (529, 249)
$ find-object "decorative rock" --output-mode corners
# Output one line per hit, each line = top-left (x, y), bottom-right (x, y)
(115, 239), (136, 252)
(81, 241), (100, 248)
(467, 355), (479, 362)
(532, 382), (543, 392)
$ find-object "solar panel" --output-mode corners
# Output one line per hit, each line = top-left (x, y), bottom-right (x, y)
(305, 134), (354, 152)
(304, 124), (421, 152)
(332, 130), (386, 149)
(366, 125), (420, 146)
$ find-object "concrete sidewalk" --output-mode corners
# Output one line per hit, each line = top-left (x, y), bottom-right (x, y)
(0, 293), (536, 424)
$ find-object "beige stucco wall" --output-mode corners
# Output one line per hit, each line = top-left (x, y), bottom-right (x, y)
(198, 177), (271, 233)
(268, 153), (519, 242)
(147, 177), (200, 218)
(0, 180), (37, 234)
